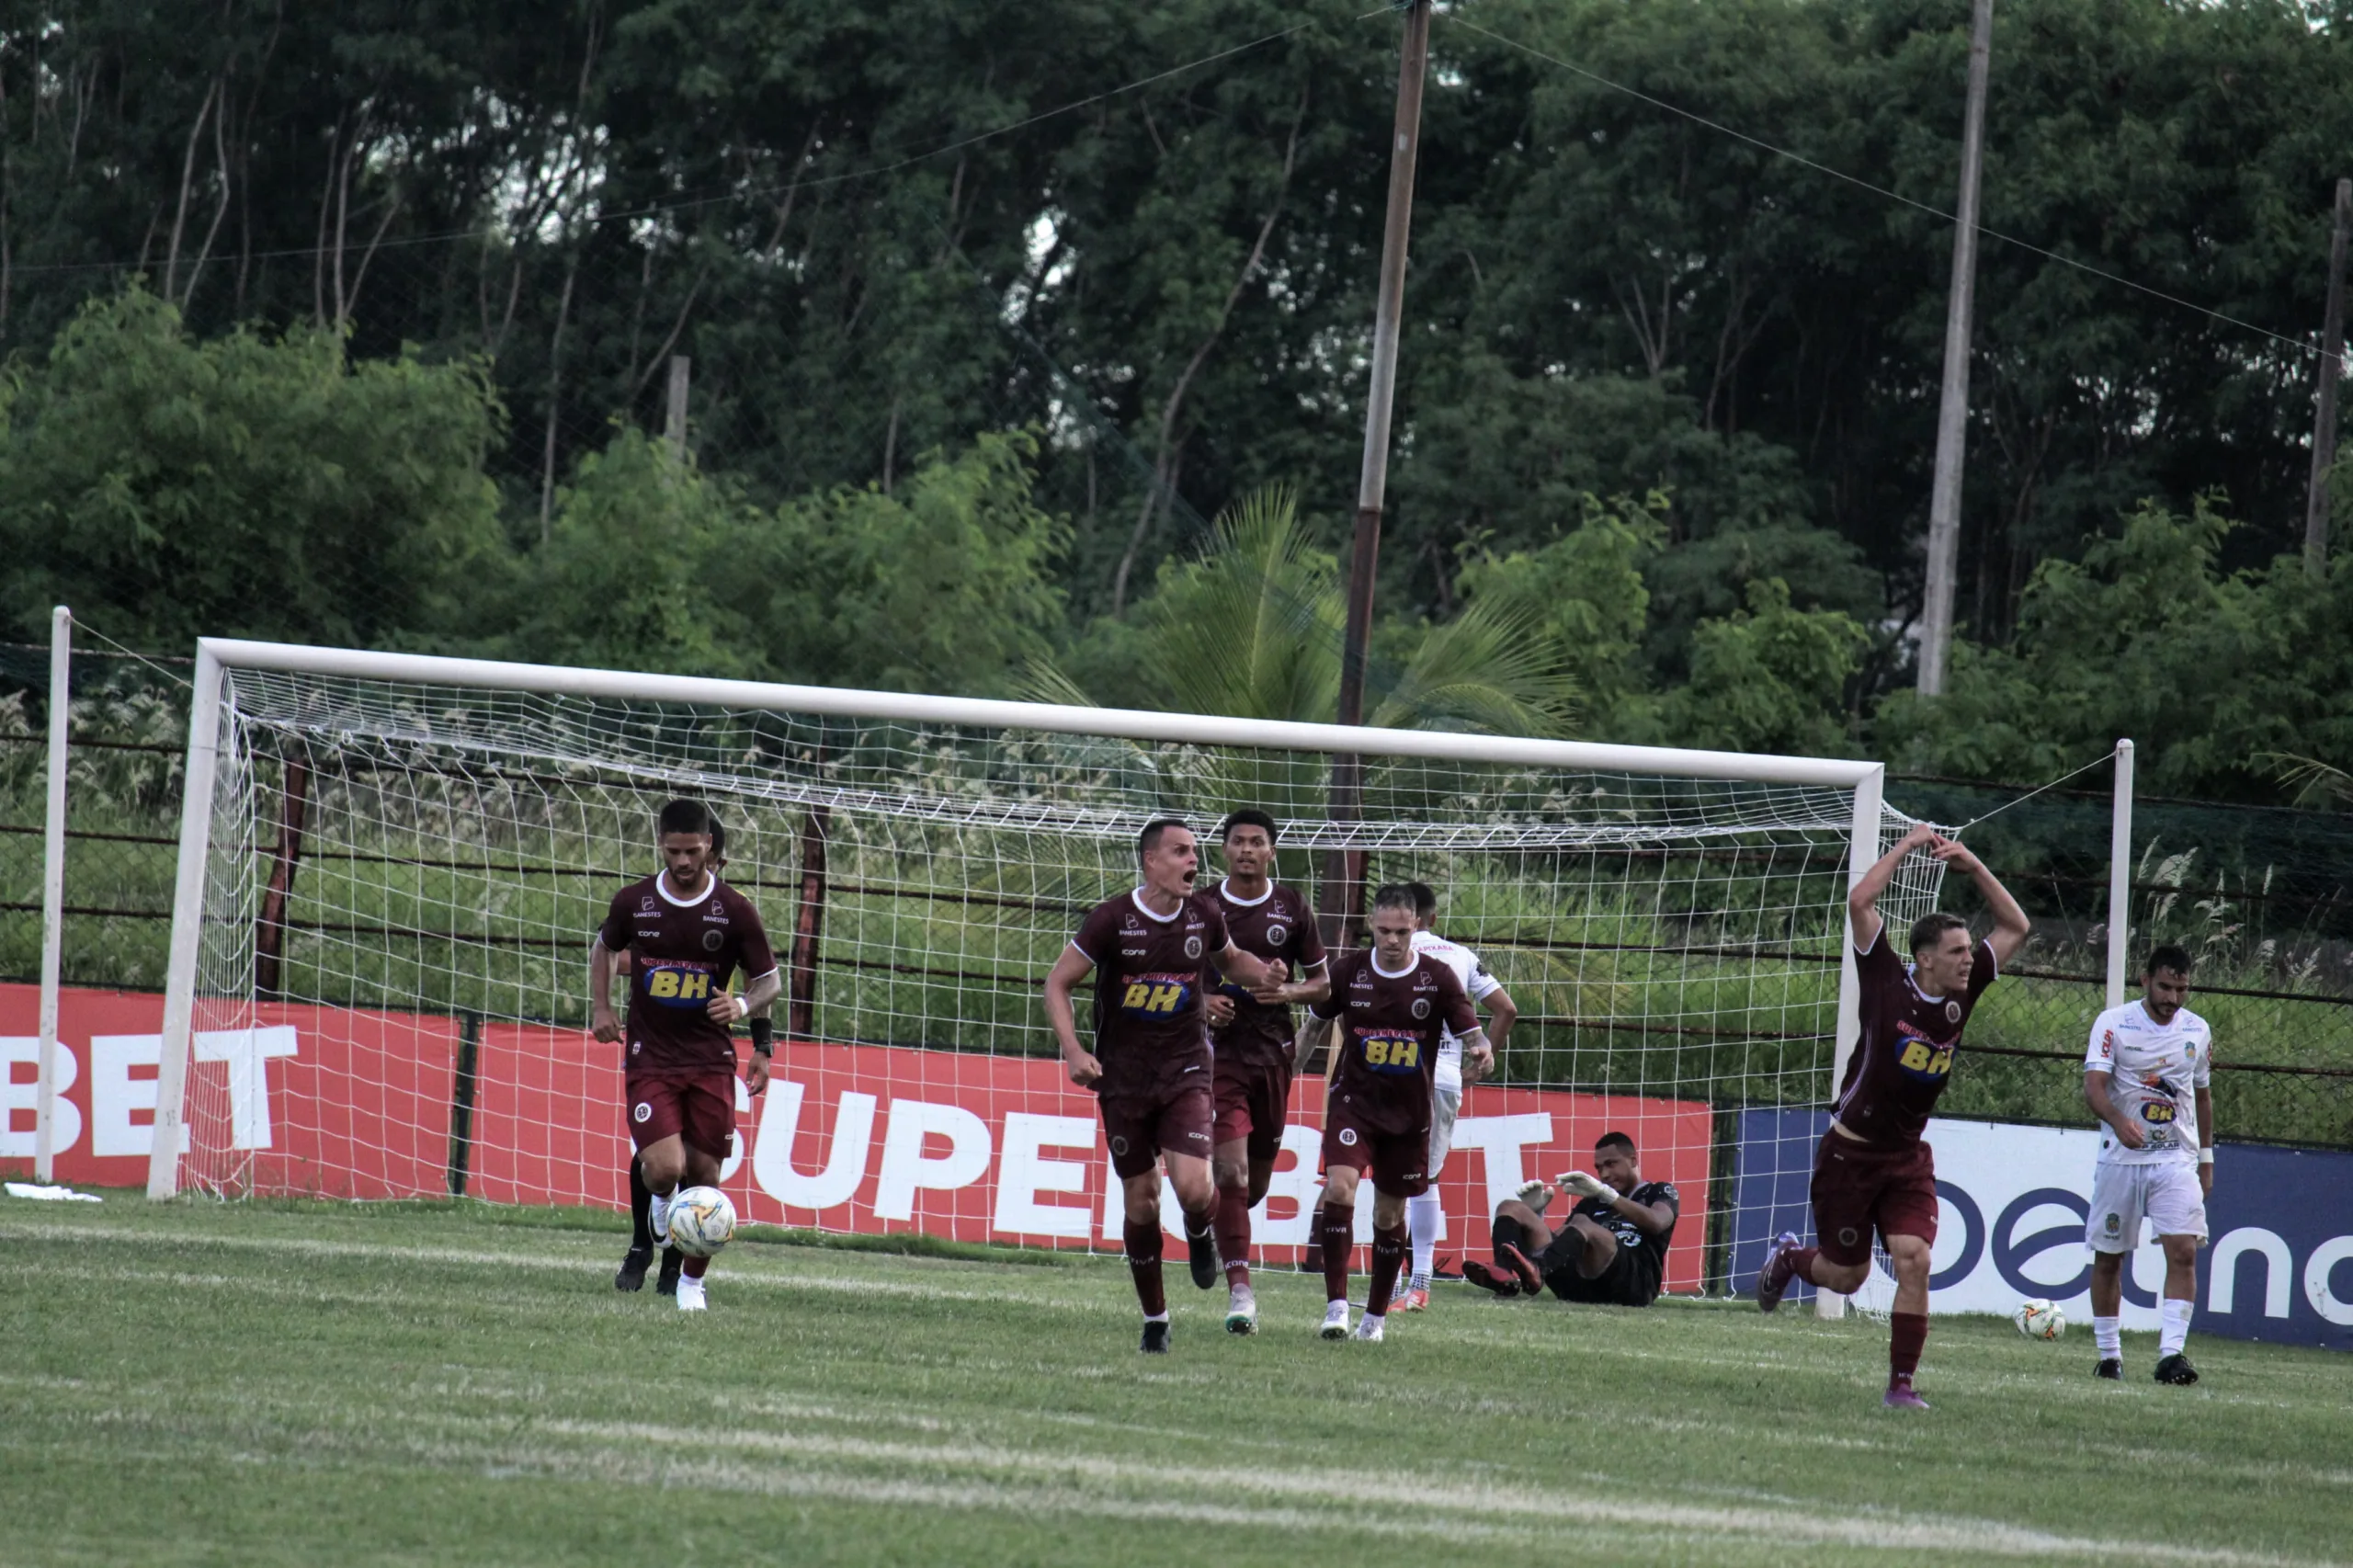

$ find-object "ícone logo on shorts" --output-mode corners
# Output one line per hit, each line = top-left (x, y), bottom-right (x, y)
(1338, 1127), (1358, 1147)
(702, 928), (724, 952)
(1944, 1000), (1961, 1024)
(1184, 934), (1204, 960)
(1267, 923), (1288, 947)
(1410, 997), (1431, 1020)
(632, 1102), (653, 1124)
(1837, 1226), (1859, 1246)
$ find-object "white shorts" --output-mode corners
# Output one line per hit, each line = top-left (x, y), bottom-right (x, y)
(1427, 1087), (1461, 1174)
(2086, 1160), (2207, 1253)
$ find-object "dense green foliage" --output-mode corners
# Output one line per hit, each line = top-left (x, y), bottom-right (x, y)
(3, 0), (2352, 793)
(6, 1200), (2350, 1566)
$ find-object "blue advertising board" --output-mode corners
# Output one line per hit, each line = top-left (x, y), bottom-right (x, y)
(1730, 1108), (2351, 1351)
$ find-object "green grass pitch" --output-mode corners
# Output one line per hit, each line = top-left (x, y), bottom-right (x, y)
(3, 1196), (2347, 1567)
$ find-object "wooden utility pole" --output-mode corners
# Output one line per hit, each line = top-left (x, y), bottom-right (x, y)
(1322, 0), (1431, 952)
(665, 355), (692, 461)
(1916, 0), (1995, 697)
(2305, 179), (2350, 575)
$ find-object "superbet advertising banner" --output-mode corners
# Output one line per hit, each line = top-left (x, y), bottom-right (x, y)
(4, 983), (1711, 1288)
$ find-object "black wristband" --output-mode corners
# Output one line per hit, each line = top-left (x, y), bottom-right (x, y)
(748, 1016), (774, 1056)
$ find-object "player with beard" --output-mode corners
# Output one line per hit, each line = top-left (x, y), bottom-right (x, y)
(1753, 823), (2029, 1408)
(591, 799), (779, 1312)
(1043, 819), (1280, 1353)
(615, 819), (772, 1297)
(1201, 810), (1329, 1335)
(1298, 884), (1487, 1343)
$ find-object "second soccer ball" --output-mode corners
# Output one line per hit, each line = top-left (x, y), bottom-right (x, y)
(666, 1187), (737, 1257)
(2013, 1298), (2065, 1340)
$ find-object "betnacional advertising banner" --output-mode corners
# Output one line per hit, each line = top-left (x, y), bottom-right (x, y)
(1730, 1108), (2353, 1351)
(3, 983), (1710, 1288)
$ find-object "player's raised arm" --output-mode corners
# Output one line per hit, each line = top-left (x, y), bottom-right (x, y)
(1043, 943), (1102, 1087)
(1928, 835), (2031, 966)
(1846, 822), (1938, 951)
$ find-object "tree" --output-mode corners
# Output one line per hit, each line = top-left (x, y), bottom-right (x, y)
(0, 286), (506, 649)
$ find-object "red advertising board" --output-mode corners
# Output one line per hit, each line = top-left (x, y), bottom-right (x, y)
(5, 983), (1712, 1290)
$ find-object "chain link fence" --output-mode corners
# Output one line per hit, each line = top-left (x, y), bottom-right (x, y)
(6, 658), (2349, 1154)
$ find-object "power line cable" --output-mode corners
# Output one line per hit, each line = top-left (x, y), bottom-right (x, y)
(1445, 10), (2325, 361)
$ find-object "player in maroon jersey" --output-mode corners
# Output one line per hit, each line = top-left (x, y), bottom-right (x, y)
(1042, 819), (1280, 1354)
(591, 799), (779, 1312)
(1754, 821), (2029, 1407)
(1296, 884), (1486, 1343)
(1202, 809), (1329, 1336)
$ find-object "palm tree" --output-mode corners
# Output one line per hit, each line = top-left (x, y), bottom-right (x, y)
(1025, 485), (1578, 819)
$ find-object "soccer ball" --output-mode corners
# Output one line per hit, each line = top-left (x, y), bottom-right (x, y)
(2013, 1298), (2065, 1340)
(666, 1186), (736, 1257)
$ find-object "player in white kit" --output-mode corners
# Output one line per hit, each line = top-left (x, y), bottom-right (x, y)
(1392, 881), (1518, 1312)
(2083, 943), (2213, 1386)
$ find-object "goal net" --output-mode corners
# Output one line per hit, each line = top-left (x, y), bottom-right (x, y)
(149, 641), (1946, 1301)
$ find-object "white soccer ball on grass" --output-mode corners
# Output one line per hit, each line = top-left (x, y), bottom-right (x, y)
(666, 1186), (737, 1257)
(2013, 1298), (2065, 1340)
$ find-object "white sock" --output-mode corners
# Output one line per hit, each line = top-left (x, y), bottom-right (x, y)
(2160, 1297), (2193, 1357)
(1144, 1312), (1169, 1324)
(648, 1191), (671, 1240)
(2094, 1315), (2121, 1358)
(1361, 1312), (1383, 1328)
(1408, 1189), (1441, 1284)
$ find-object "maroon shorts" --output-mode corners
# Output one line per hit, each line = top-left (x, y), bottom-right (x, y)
(1211, 1055), (1294, 1162)
(1810, 1129), (1938, 1267)
(1320, 1101), (1430, 1199)
(1101, 1082), (1215, 1180)
(626, 1068), (736, 1162)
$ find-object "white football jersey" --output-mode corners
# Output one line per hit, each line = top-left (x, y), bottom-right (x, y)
(1410, 929), (1503, 1094)
(2084, 1000), (2212, 1165)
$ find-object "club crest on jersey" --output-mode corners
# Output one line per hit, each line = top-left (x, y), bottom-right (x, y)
(1184, 934), (1204, 960)
(1837, 1227), (1859, 1247)
(1410, 997), (1431, 1020)
(1266, 923), (1289, 948)
(1944, 1000), (1961, 1024)
(1120, 971), (1195, 1017)
(701, 928), (724, 951)
(641, 963), (715, 1007)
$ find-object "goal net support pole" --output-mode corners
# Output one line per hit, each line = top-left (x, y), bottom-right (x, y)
(1813, 764), (1886, 1322)
(148, 642), (225, 1199)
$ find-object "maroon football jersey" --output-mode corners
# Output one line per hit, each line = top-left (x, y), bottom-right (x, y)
(1208, 878), (1327, 1068)
(1832, 929), (1998, 1148)
(1069, 889), (1231, 1103)
(1312, 949), (1476, 1136)
(597, 872), (778, 1074)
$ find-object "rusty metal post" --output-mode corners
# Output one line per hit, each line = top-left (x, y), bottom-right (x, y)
(253, 753), (310, 999)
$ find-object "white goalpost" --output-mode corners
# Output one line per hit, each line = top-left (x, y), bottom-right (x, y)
(139, 637), (1949, 1300)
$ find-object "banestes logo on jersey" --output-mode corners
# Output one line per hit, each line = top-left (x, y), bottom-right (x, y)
(1119, 971), (1195, 1017)
(641, 963), (715, 1007)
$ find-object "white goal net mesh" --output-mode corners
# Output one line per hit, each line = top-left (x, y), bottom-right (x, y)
(168, 662), (1946, 1297)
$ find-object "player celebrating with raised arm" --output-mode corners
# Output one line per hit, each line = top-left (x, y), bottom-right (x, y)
(1754, 823), (2029, 1409)
(1396, 881), (1518, 1312)
(1043, 820), (1279, 1354)
(1201, 810), (1328, 1336)
(1298, 884), (1488, 1344)
(2083, 944), (2214, 1386)
(590, 799), (779, 1312)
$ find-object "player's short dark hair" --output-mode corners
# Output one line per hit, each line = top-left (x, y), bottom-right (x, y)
(2144, 944), (2193, 978)
(1595, 1131), (1637, 1157)
(1406, 881), (1438, 920)
(1138, 818), (1191, 858)
(1908, 911), (1970, 956)
(1371, 882), (1418, 915)
(657, 798), (712, 839)
(1220, 809), (1279, 844)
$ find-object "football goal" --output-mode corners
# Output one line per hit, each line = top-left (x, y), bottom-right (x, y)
(140, 639), (1948, 1309)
